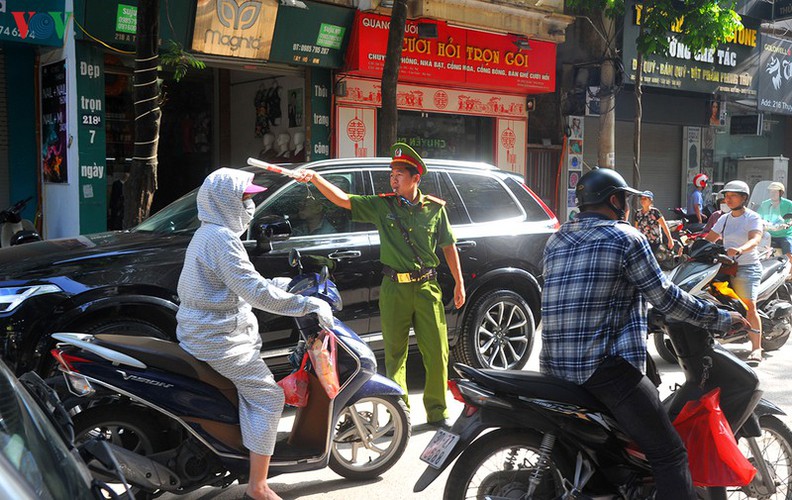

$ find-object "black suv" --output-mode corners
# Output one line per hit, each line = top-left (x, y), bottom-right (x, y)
(0, 158), (557, 376)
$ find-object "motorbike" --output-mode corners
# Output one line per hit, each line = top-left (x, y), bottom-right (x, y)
(48, 245), (411, 498)
(0, 196), (41, 247)
(414, 320), (792, 499)
(651, 240), (792, 363)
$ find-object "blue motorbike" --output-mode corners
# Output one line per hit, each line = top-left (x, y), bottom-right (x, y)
(48, 249), (410, 498)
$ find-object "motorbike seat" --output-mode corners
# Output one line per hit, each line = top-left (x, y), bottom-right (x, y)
(93, 334), (239, 406)
(761, 257), (787, 282)
(454, 364), (608, 413)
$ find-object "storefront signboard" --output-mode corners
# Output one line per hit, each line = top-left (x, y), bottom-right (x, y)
(622, 1), (759, 96)
(775, 0), (792, 21)
(191, 0), (278, 60)
(336, 106), (376, 158)
(309, 68), (332, 160)
(757, 34), (792, 115)
(345, 12), (555, 94)
(268, 1), (353, 68)
(75, 42), (108, 234)
(74, 0), (192, 48)
(336, 77), (528, 119)
(41, 61), (68, 184)
(0, 0), (70, 46)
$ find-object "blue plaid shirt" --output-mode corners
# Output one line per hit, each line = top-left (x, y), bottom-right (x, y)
(540, 213), (731, 385)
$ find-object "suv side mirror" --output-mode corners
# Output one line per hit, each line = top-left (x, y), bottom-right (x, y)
(254, 216), (291, 254)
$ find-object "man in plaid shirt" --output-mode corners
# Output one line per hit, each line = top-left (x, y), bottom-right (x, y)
(540, 167), (747, 499)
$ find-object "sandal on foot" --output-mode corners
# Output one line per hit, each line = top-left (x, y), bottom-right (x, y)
(747, 349), (763, 365)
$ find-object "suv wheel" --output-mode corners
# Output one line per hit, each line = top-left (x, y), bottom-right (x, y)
(452, 290), (535, 370)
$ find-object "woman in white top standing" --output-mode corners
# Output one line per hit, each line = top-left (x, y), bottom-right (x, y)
(705, 180), (765, 365)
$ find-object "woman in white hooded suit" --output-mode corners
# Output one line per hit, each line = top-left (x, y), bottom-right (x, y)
(176, 167), (333, 500)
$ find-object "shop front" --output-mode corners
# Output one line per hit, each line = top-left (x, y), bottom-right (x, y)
(1, 0), (72, 231)
(71, 0), (352, 220)
(336, 12), (557, 175)
(615, 0), (787, 210)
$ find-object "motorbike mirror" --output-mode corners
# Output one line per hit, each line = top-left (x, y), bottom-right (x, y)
(288, 248), (303, 274)
(319, 265), (329, 293)
(254, 216), (291, 254)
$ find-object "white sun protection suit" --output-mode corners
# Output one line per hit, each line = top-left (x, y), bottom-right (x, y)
(176, 167), (332, 456)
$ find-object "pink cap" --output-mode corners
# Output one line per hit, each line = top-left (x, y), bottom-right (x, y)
(244, 183), (267, 194)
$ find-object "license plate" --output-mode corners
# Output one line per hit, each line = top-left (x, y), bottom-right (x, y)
(420, 428), (460, 469)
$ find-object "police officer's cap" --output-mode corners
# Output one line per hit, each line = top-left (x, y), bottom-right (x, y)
(575, 167), (642, 207)
(390, 142), (427, 176)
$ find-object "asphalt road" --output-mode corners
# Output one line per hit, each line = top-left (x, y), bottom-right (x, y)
(162, 329), (792, 500)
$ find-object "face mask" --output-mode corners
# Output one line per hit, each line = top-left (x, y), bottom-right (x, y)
(243, 198), (255, 220)
(720, 203), (730, 212)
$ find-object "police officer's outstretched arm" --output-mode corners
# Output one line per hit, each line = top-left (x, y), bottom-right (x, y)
(296, 170), (351, 210)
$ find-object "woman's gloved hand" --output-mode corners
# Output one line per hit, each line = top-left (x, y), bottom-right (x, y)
(305, 296), (335, 331)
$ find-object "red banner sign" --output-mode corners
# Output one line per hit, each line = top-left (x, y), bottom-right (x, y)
(345, 12), (556, 94)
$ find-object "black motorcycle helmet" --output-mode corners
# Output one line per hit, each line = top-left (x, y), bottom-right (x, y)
(576, 167), (642, 218)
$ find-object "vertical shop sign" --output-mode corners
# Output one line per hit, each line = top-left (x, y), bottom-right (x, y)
(41, 61), (68, 183)
(495, 119), (526, 175)
(75, 42), (107, 234)
(757, 34), (792, 115)
(566, 115), (584, 221)
(336, 106), (376, 158)
(309, 68), (331, 160)
(682, 126), (702, 203)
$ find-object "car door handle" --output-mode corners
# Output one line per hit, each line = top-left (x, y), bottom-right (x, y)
(456, 240), (477, 252)
(328, 250), (362, 260)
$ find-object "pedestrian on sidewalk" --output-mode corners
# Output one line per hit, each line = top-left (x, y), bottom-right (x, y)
(634, 191), (675, 253)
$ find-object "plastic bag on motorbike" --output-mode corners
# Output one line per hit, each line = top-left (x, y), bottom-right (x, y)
(307, 330), (340, 399)
(672, 388), (756, 487)
(277, 352), (310, 407)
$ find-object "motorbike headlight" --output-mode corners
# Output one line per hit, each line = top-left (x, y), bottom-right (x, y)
(677, 271), (710, 292)
(0, 285), (62, 313)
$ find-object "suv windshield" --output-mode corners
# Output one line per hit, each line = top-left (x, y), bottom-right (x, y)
(0, 365), (93, 499)
(133, 169), (285, 234)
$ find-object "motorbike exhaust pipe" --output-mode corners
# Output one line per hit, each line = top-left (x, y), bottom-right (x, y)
(81, 439), (181, 492)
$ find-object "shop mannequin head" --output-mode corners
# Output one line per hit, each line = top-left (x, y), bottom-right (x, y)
(277, 133), (291, 154)
(262, 132), (275, 150)
(293, 132), (305, 152)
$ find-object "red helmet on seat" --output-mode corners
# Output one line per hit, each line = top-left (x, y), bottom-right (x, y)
(693, 173), (708, 188)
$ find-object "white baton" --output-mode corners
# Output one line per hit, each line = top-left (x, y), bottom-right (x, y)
(246, 157), (302, 178)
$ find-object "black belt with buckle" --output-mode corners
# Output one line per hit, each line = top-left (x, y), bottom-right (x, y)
(382, 265), (437, 283)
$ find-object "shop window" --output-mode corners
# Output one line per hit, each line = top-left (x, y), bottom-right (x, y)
(450, 173), (522, 223)
(258, 173), (360, 235)
(395, 110), (494, 162)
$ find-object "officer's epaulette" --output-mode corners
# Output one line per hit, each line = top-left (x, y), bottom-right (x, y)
(379, 192), (397, 198)
(424, 194), (446, 206)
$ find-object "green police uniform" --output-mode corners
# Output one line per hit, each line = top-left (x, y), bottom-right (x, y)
(348, 146), (455, 423)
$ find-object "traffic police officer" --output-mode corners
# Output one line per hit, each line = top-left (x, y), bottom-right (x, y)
(297, 143), (465, 426)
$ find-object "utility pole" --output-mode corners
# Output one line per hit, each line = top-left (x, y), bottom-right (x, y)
(598, 13), (615, 169)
